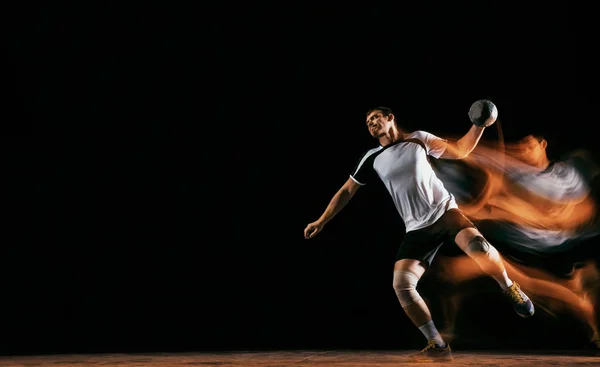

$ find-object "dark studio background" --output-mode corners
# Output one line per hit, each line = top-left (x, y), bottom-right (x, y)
(5, 0), (599, 356)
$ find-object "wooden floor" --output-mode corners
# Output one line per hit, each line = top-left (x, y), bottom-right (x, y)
(0, 350), (599, 367)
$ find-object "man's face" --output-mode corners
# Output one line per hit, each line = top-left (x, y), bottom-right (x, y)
(366, 110), (393, 138)
(514, 135), (546, 166)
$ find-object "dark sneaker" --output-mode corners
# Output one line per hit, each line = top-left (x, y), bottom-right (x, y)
(592, 332), (600, 347)
(588, 332), (600, 352)
(583, 332), (600, 355)
(504, 282), (535, 318)
(410, 339), (453, 363)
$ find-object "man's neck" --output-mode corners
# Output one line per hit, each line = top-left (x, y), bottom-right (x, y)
(536, 158), (552, 171)
(379, 130), (405, 147)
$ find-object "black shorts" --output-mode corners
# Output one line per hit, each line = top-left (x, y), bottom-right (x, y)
(396, 208), (476, 266)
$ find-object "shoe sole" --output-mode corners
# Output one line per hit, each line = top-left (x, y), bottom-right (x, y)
(411, 356), (454, 363)
(516, 305), (535, 318)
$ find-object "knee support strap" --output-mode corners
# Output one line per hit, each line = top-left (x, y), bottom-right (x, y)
(393, 269), (422, 307)
(466, 235), (490, 253)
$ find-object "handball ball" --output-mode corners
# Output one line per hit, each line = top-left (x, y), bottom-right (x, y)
(468, 99), (498, 127)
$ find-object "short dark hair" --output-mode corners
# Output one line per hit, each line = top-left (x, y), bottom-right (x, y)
(366, 106), (394, 118)
(529, 134), (545, 143)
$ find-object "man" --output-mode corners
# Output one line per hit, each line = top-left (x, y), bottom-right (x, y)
(303, 106), (535, 363)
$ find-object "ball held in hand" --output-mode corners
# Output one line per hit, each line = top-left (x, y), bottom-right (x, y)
(469, 99), (498, 127)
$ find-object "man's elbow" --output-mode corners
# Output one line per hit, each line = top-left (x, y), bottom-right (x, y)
(446, 148), (469, 160)
(455, 144), (475, 159)
(458, 150), (472, 159)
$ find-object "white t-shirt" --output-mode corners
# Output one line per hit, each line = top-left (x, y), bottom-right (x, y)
(350, 130), (458, 232)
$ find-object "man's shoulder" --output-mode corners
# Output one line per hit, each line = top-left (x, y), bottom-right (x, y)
(361, 145), (384, 157)
(406, 130), (436, 139)
(354, 145), (384, 164)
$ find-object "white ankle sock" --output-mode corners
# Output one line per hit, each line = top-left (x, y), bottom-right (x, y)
(418, 320), (445, 347)
(492, 270), (513, 291)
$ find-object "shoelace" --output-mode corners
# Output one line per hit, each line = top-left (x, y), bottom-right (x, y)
(420, 341), (440, 353)
(506, 284), (525, 303)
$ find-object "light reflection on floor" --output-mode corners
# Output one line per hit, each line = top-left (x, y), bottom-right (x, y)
(0, 350), (599, 367)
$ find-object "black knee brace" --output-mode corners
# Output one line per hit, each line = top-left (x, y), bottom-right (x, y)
(467, 235), (490, 254)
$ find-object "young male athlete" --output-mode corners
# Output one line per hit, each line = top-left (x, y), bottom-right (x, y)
(304, 105), (535, 362)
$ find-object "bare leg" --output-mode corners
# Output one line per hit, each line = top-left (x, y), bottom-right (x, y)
(393, 258), (446, 347)
(393, 259), (429, 326)
(454, 227), (512, 289)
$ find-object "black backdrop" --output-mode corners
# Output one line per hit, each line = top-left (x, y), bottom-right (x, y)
(5, 1), (598, 355)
